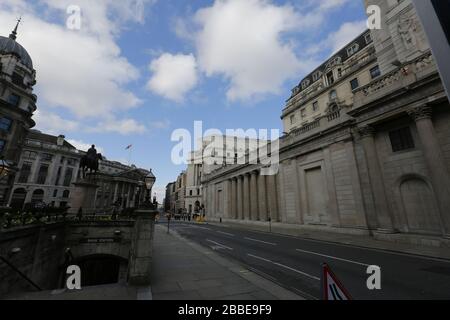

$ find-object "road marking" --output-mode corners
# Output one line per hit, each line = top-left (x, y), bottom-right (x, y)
(217, 231), (235, 237)
(247, 254), (320, 281)
(295, 248), (370, 267)
(244, 237), (277, 246)
(206, 239), (233, 250)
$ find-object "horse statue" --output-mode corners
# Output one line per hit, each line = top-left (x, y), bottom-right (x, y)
(80, 145), (103, 179)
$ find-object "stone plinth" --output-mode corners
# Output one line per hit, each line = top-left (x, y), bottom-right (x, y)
(128, 209), (158, 286)
(70, 179), (100, 215)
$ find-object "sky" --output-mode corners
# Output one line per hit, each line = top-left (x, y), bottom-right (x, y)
(0, 0), (367, 202)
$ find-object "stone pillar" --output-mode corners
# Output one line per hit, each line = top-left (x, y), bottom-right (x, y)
(359, 125), (395, 233)
(257, 172), (268, 221)
(231, 178), (238, 219)
(128, 209), (158, 286)
(237, 176), (243, 220)
(243, 173), (250, 220)
(250, 171), (258, 221)
(266, 173), (279, 222)
(408, 106), (450, 236)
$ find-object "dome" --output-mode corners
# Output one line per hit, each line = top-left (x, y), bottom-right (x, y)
(0, 35), (33, 70)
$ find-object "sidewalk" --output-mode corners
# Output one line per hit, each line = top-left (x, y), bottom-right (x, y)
(150, 224), (303, 300)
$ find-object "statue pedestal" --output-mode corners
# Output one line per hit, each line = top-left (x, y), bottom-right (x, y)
(69, 179), (100, 215)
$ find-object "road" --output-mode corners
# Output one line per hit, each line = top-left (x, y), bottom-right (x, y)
(158, 218), (450, 300)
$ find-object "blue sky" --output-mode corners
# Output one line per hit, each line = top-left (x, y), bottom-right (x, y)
(0, 0), (367, 201)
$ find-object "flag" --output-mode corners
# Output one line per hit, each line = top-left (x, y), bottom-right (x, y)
(126, 144), (133, 150)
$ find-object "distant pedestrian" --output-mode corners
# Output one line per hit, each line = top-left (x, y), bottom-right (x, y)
(77, 207), (83, 221)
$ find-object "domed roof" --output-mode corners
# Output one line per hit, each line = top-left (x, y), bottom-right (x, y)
(0, 35), (33, 70)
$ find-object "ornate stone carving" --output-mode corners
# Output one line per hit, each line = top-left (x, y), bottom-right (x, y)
(398, 15), (418, 50)
(358, 125), (375, 138)
(407, 105), (432, 121)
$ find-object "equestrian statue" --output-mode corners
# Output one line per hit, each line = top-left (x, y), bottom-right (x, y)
(80, 145), (103, 179)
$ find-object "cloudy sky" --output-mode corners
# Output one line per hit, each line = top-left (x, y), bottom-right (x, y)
(0, 0), (367, 201)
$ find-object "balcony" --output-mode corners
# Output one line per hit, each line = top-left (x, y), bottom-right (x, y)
(353, 52), (437, 109)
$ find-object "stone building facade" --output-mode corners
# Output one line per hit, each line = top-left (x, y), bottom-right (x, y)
(8, 130), (82, 210)
(202, 0), (450, 247)
(0, 24), (37, 205)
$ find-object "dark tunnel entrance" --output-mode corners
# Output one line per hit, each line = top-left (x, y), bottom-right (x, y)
(75, 255), (125, 287)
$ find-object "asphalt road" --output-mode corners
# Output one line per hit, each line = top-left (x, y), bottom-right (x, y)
(158, 218), (450, 300)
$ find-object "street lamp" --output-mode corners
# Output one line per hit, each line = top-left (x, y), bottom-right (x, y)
(141, 169), (156, 209)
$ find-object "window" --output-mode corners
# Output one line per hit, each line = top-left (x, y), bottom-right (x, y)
(63, 168), (73, 187)
(62, 190), (70, 198)
(0, 117), (12, 132)
(8, 94), (20, 107)
(347, 43), (360, 56)
(37, 165), (49, 185)
(350, 78), (359, 91)
(329, 90), (337, 100)
(41, 153), (53, 162)
(370, 65), (381, 79)
(60, 156), (66, 164)
(0, 140), (5, 154)
(313, 101), (319, 112)
(197, 189), (200, 195)
(53, 189), (58, 197)
(312, 71), (322, 82)
(326, 71), (334, 85)
(23, 151), (38, 160)
(290, 114), (296, 125)
(389, 127), (415, 152)
(67, 158), (77, 166)
(190, 190), (193, 196)
(301, 108), (307, 119)
(18, 162), (32, 183)
(365, 33), (373, 44)
(12, 73), (24, 87)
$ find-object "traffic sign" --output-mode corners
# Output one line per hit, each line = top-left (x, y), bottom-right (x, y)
(321, 263), (352, 300)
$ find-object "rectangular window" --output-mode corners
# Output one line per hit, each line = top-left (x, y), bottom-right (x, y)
(347, 43), (359, 56)
(12, 73), (24, 87)
(63, 168), (73, 187)
(290, 114), (296, 125)
(41, 153), (53, 162)
(313, 101), (319, 112)
(0, 117), (12, 132)
(370, 65), (381, 79)
(18, 162), (32, 183)
(350, 78), (359, 91)
(365, 33), (373, 44)
(389, 127), (415, 152)
(37, 165), (49, 185)
(23, 151), (38, 160)
(8, 94), (20, 107)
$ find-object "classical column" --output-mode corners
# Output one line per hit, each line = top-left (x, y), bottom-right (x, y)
(243, 173), (250, 220)
(237, 176), (243, 220)
(358, 125), (395, 232)
(249, 171), (259, 221)
(257, 172), (268, 221)
(408, 106), (450, 235)
(266, 173), (279, 222)
(231, 178), (238, 219)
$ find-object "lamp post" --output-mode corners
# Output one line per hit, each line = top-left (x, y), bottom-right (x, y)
(140, 169), (156, 210)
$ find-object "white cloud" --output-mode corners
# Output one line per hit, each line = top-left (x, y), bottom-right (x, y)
(150, 119), (171, 129)
(327, 20), (367, 54)
(90, 117), (148, 135)
(33, 110), (80, 135)
(192, 0), (305, 101)
(67, 139), (104, 154)
(147, 53), (198, 102)
(0, 1), (154, 129)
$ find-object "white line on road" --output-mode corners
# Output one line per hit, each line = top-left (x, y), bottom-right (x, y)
(295, 248), (370, 267)
(244, 237), (277, 246)
(216, 231), (235, 237)
(206, 239), (233, 250)
(247, 254), (320, 281)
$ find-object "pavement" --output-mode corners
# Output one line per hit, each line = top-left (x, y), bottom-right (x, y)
(150, 223), (303, 300)
(162, 219), (450, 300)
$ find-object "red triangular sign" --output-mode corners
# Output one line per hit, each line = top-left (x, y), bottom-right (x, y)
(322, 263), (352, 300)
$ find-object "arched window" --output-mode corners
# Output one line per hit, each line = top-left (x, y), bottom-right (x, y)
(10, 188), (27, 210)
(31, 189), (45, 204)
(62, 190), (70, 198)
